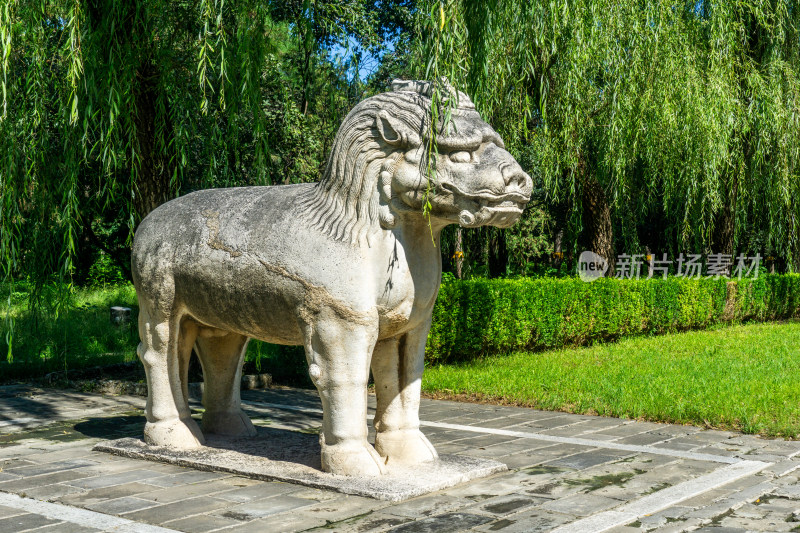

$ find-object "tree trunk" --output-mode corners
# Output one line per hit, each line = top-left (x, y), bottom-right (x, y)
(487, 228), (508, 278)
(454, 227), (464, 279)
(551, 200), (569, 269)
(581, 175), (614, 274)
(712, 175), (739, 260)
(132, 58), (173, 220)
(88, 1), (173, 222)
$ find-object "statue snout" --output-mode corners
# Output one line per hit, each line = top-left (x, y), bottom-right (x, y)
(502, 166), (532, 201)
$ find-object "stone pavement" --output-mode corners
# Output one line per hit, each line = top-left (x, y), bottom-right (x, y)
(1, 385), (799, 532)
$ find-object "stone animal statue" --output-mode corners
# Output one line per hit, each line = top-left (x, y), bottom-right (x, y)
(132, 80), (532, 476)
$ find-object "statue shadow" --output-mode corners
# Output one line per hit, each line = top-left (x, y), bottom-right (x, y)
(76, 416), (323, 471)
(205, 426), (323, 470)
(74, 414), (148, 440)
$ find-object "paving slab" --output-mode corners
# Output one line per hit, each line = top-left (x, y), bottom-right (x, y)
(312, 511), (413, 532)
(388, 511), (494, 532)
(213, 480), (301, 502)
(122, 495), (231, 523)
(30, 521), (103, 532)
(162, 512), (243, 532)
(474, 493), (549, 515)
(475, 508), (575, 532)
(0, 512), (61, 530)
(0, 469), (90, 491)
(84, 495), (161, 515)
(64, 467), (167, 489)
(0, 503), (24, 519)
(21, 482), (86, 500)
(219, 493), (317, 520)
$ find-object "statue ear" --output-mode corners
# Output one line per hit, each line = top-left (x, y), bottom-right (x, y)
(375, 111), (419, 147)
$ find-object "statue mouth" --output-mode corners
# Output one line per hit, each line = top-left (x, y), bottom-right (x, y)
(438, 181), (528, 228)
(458, 203), (524, 228)
(439, 181), (530, 205)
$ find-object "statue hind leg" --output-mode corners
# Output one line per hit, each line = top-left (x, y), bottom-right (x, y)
(137, 299), (205, 448)
(371, 320), (438, 466)
(194, 332), (256, 437)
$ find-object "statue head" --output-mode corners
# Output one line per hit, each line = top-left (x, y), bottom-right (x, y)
(304, 79), (532, 243)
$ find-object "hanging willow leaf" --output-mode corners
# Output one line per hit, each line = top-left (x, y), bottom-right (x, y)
(0, 0), (405, 361)
(412, 0), (800, 270)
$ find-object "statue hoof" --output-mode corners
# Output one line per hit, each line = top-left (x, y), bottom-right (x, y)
(144, 418), (205, 448)
(202, 409), (257, 437)
(375, 429), (438, 466)
(321, 441), (387, 476)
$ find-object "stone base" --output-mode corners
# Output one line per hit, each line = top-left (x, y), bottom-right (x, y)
(93, 427), (507, 502)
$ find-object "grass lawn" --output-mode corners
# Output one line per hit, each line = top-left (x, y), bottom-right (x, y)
(0, 284), (140, 379)
(422, 321), (800, 438)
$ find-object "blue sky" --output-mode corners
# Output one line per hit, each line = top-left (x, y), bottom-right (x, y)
(328, 37), (396, 82)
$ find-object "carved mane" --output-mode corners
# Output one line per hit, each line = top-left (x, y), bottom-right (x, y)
(302, 80), (475, 244)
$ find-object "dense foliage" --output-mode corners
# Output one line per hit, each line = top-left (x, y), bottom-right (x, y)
(0, 283), (139, 378)
(414, 0), (800, 274)
(1, 0), (799, 352)
(0, 0), (410, 303)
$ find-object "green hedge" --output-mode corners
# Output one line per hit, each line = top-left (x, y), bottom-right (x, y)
(426, 274), (800, 363)
(5, 275), (797, 382)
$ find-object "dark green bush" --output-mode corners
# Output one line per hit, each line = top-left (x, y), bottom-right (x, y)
(426, 274), (800, 363)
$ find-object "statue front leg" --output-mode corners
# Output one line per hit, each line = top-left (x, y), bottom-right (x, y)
(371, 319), (438, 466)
(304, 315), (386, 476)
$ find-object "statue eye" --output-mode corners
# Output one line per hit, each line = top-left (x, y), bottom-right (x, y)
(449, 151), (472, 163)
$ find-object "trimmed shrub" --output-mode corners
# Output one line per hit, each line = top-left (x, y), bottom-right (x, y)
(426, 274), (800, 363)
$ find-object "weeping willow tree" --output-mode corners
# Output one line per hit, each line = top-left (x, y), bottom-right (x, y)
(413, 0), (800, 273)
(0, 0), (397, 312)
